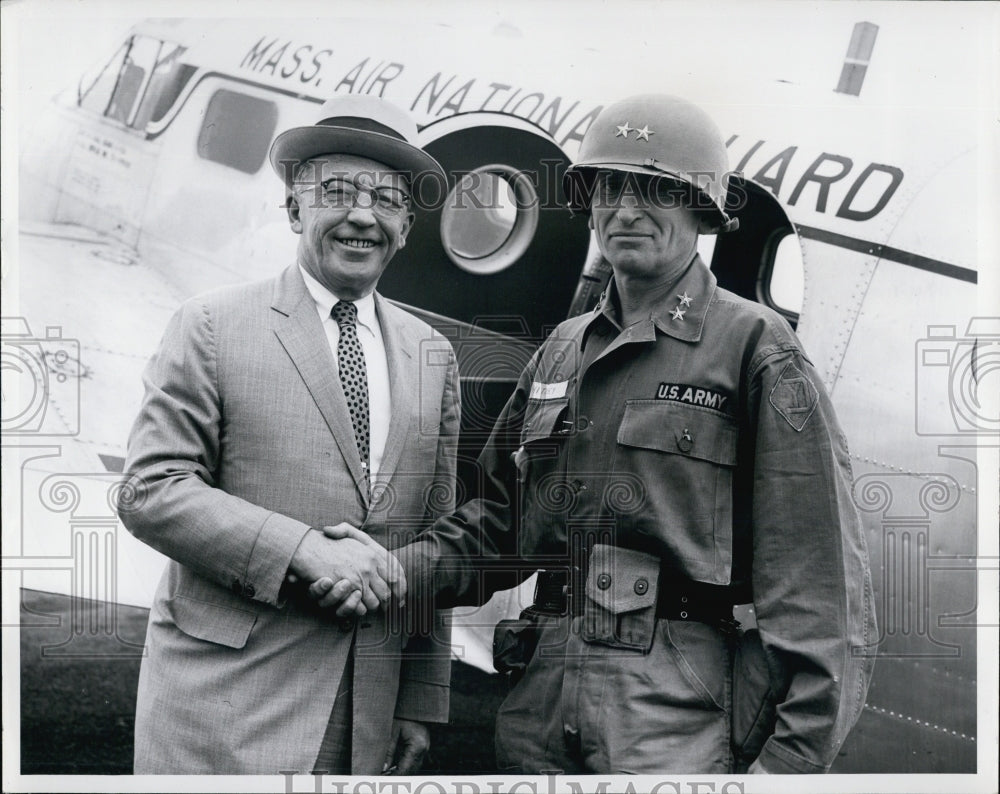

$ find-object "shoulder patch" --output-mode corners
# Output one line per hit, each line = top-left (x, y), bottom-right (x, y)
(769, 360), (819, 431)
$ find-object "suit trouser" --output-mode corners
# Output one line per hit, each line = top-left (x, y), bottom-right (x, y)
(494, 615), (732, 774)
(313, 640), (354, 774)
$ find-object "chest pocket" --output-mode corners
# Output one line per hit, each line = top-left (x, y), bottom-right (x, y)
(515, 397), (570, 538)
(615, 400), (738, 584)
(618, 400), (737, 465)
(520, 397), (570, 445)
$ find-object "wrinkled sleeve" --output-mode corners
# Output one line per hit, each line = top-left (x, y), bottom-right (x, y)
(116, 299), (311, 607)
(747, 347), (877, 773)
(395, 344), (461, 723)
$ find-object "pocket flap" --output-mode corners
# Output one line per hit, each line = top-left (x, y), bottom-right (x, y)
(618, 400), (737, 466)
(585, 543), (659, 614)
(520, 397), (570, 444)
(169, 594), (258, 649)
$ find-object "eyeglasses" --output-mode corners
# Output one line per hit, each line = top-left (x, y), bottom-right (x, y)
(294, 177), (411, 216)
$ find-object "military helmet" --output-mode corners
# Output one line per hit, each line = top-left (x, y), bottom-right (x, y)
(564, 94), (738, 233)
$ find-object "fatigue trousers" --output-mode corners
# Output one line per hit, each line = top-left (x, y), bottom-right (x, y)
(495, 615), (733, 774)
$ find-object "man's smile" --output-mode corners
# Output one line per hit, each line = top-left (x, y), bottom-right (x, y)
(334, 237), (379, 249)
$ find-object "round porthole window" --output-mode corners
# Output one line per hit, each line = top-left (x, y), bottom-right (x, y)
(440, 164), (539, 275)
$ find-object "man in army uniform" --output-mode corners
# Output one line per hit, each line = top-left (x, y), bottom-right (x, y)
(331, 94), (877, 774)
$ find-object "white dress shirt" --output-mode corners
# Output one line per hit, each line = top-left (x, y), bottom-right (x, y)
(298, 265), (391, 481)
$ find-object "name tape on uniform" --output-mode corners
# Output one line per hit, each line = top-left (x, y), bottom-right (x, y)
(656, 382), (731, 412)
(529, 380), (569, 400)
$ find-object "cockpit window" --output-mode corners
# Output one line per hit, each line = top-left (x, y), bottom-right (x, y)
(78, 35), (189, 132)
(132, 45), (192, 128)
(78, 40), (130, 115)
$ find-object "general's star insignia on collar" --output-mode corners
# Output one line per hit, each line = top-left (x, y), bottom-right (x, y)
(635, 125), (654, 141)
(615, 122), (633, 137)
(670, 306), (686, 321)
(677, 292), (693, 307)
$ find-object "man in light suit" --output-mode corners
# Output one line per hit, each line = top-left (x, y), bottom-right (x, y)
(117, 95), (460, 775)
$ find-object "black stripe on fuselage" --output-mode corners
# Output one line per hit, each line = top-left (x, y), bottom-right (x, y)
(796, 224), (977, 284)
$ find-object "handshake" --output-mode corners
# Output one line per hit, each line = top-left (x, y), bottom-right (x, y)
(287, 524), (409, 618)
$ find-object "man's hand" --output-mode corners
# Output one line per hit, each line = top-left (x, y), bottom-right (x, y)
(382, 719), (430, 775)
(288, 526), (407, 616)
(309, 524), (402, 615)
(320, 523), (379, 546)
(303, 576), (366, 616)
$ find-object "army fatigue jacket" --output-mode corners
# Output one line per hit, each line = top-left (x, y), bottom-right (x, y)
(409, 255), (876, 773)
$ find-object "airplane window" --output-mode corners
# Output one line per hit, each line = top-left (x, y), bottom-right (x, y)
(78, 40), (130, 116)
(765, 232), (805, 318)
(78, 36), (189, 132)
(440, 165), (538, 275)
(105, 36), (161, 126)
(130, 45), (191, 130)
(197, 89), (278, 175)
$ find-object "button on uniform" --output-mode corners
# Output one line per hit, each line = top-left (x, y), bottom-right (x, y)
(677, 429), (694, 453)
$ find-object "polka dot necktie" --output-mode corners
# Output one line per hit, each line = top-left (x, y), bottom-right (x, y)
(331, 301), (370, 485)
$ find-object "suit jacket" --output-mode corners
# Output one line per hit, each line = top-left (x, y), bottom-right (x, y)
(118, 264), (460, 774)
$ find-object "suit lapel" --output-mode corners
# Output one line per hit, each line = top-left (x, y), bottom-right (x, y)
(271, 266), (369, 506)
(373, 294), (416, 489)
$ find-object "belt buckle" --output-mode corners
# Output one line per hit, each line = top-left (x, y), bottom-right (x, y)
(532, 569), (572, 617)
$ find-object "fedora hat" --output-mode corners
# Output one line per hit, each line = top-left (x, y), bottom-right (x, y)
(269, 94), (445, 186)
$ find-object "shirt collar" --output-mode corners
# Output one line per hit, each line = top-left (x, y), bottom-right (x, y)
(298, 264), (379, 332)
(649, 254), (715, 342)
(587, 253), (716, 344)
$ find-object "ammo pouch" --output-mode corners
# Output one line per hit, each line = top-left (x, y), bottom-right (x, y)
(730, 625), (779, 769)
(493, 610), (544, 682)
(581, 544), (660, 652)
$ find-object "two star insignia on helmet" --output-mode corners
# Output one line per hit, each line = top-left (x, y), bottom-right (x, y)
(614, 122), (655, 141)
